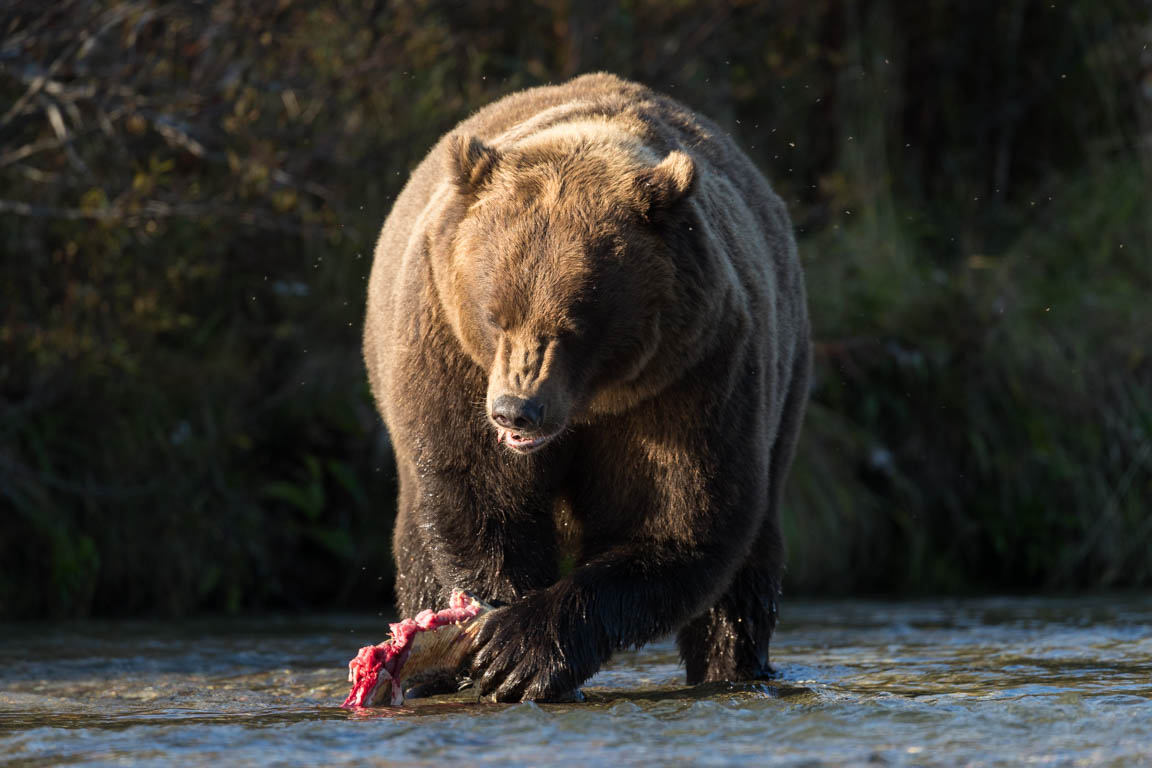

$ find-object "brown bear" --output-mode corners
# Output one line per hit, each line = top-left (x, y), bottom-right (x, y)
(363, 73), (810, 702)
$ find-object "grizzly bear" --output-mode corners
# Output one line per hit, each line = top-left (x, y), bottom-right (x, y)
(363, 73), (810, 702)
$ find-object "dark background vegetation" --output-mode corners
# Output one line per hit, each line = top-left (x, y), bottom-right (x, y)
(2, 0), (1149, 619)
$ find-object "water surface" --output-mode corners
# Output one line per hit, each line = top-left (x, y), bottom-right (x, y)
(2, 596), (1151, 766)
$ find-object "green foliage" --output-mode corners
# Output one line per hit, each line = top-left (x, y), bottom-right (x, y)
(785, 158), (1152, 594)
(0, 0), (1148, 616)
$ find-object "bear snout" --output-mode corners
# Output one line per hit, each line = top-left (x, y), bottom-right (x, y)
(490, 395), (546, 433)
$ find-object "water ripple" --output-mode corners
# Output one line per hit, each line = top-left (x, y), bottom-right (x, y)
(2, 595), (1151, 766)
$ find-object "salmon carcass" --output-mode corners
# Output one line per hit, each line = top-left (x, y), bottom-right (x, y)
(341, 590), (490, 708)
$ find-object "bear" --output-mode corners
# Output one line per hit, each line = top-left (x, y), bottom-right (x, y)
(362, 73), (810, 702)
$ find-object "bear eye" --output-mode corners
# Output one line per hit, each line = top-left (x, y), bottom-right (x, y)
(486, 312), (506, 331)
(557, 319), (586, 340)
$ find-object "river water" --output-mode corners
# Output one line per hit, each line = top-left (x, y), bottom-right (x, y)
(2, 596), (1150, 766)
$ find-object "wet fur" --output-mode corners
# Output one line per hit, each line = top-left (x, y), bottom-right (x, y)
(363, 73), (810, 701)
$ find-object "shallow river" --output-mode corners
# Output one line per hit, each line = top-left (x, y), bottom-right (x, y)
(2, 596), (1151, 766)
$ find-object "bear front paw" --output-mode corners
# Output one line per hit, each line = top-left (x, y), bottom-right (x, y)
(468, 594), (587, 702)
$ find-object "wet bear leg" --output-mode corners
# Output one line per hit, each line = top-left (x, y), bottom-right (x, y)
(678, 352), (808, 684)
(676, 535), (781, 683)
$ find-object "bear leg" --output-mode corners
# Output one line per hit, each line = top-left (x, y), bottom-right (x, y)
(678, 349), (808, 684)
(677, 554), (780, 684)
(391, 476), (449, 617)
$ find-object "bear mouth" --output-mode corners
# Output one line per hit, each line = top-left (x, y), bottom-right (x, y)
(497, 428), (559, 454)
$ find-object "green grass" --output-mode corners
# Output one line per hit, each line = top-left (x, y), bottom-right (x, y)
(784, 158), (1152, 594)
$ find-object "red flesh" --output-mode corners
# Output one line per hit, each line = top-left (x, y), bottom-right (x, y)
(341, 590), (484, 708)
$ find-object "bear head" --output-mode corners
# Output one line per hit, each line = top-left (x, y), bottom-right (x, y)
(435, 128), (696, 454)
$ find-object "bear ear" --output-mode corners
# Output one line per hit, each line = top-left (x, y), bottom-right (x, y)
(447, 134), (501, 193)
(638, 150), (696, 212)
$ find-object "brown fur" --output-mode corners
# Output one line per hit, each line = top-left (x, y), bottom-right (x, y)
(363, 73), (810, 701)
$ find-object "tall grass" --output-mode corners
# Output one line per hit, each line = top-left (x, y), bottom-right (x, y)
(778, 0), (1151, 592)
(786, 158), (1152, 593)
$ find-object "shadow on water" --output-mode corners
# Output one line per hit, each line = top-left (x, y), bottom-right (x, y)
(323, 679), (816, 722)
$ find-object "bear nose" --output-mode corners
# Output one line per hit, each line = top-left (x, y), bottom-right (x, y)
(490, 395), (545, 431)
